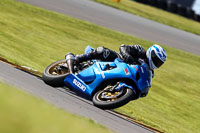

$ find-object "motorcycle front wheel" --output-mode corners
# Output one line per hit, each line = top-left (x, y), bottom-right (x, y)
(42, 59), (70, 87)
(92, 86), (134, 109)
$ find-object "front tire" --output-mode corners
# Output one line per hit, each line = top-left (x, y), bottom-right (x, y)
(92, 87), (134, 109)
(42, 59), (70, 87)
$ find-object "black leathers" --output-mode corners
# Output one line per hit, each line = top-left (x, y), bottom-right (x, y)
(119, 44), (147, 64)
(76, 46), (118, 63)
(76, 44), (146, 65)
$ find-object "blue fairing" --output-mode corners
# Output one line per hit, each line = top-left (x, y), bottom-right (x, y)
(128, 63), (152, 91)
(64, 57), (152, 97)
(77, 66), (96, 83)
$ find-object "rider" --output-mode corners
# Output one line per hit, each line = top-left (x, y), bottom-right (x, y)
(65, 44), (167, 74)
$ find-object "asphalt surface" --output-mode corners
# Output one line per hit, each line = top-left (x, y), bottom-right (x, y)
(0, 61), (154, 133)
(17, 0), (200, 55)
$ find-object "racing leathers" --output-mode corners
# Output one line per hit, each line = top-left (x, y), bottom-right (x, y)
(119, 44), (147, 64)
(77, 44), (146, 63)
(65, 44), (147, 73)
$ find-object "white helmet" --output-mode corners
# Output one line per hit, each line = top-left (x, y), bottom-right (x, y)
(146, 44), (167, 70)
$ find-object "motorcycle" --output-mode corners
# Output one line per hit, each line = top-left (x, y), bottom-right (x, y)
(42, 46), (152, 109)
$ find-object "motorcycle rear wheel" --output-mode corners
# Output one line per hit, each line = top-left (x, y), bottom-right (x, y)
(42, 59), (69, 87)
(92, 86), (134, 109)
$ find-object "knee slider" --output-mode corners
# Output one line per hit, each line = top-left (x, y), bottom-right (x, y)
(96, 47), (104, 54)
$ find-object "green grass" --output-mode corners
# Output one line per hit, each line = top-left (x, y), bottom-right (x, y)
(0, 0), (200, 132)
(94, 0), (200, 35)
(0, 82), (112, 133)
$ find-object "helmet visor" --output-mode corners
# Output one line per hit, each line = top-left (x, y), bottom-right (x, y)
(151, 50), (164, 68)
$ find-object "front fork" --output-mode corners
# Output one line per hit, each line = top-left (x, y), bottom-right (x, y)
(101, 82), (136, 100)
(107, 82), (135, 93)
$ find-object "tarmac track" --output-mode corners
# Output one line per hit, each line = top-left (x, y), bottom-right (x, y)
(0, 61), (154, 133)
(17, 0), (200, 55)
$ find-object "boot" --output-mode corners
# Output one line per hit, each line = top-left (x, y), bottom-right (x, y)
(65, 53), (76, 74)
(76, 52), (95, 63)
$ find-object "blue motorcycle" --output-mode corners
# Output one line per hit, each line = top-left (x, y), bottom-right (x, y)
(42, 46), (152, 109)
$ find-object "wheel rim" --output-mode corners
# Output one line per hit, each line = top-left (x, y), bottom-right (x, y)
(96, 86), (128, 102)
(47, 61), (69, 75)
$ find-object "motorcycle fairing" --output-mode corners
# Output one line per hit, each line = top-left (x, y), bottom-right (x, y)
(129, 62), (152, 94)
(64, 74), (93, 96)
(64, 50), (152, 98)
(139, 63), (152, 89)
(64, 59), (137, 96)
(77, 66), (96, 83)
(114, 82), (134, 92)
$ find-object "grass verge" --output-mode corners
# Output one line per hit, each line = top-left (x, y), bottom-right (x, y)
(0, 81), (111, 133)
(0, 0), (200, 132)
(94, 0), (200, 35)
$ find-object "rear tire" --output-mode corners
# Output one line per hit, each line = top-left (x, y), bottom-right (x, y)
(42, 59), (70, 87)
(92, 87), (134, 109)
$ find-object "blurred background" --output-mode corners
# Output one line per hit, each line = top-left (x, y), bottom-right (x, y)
(133, 0), (200, 21)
